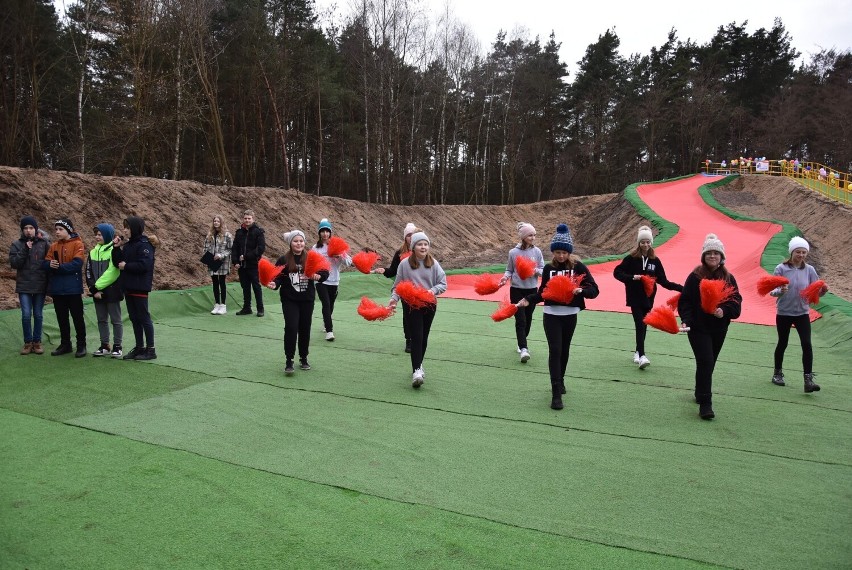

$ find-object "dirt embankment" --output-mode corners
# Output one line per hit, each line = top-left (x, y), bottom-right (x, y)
(1, 167), (848, 309)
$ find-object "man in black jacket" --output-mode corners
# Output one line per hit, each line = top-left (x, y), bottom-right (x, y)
(231, 209), (266, 316)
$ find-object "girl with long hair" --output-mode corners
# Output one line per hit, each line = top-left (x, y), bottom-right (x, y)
(499, 222), (544, 363)
(203, 215), (232, 314)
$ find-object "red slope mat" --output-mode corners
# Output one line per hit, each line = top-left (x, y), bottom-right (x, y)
(445, 175), (816, 325)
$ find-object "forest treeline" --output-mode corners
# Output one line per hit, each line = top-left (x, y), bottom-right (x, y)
(2, 0), (850, 204)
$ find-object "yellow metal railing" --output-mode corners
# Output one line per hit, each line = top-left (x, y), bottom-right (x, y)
(699, 158), (851, 205)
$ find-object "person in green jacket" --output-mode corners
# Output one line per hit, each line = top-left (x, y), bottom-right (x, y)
(86, 223), (124, 357)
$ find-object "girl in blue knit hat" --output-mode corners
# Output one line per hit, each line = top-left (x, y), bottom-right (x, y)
(312, 218), (351, 341)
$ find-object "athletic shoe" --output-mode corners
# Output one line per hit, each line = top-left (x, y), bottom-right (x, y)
(699, 404), (715, 420)
(517, 346), (522, 354)
(771, 370), (785, 386)
(638, 355), (650, 369)
(300, 359), (311, 371)
(51, 344), (73, 356)
(123, 347), (143, 360)
(256, 310), (264, 317)
(236, 308), (252, 315)
(520, 348), (530, 363)
(210, 304), (219, 314)
(326, 331), (335, 341)
(218, 304), (227, 315)
(93, 345), (111, 357)
(285, 360), (295, 375)
(135, 347), (157, 360)
(633, 351), (641, 364)
(412, 368), (424, 388)
(110, 345), (123, 358)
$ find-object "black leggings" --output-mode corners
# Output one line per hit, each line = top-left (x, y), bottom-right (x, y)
(510, 286), (537, 349)
(630, 305), (650, 356)
(687, 327), (728, 404)
(774, 314), (812, 374)
(542, 313), (577, 384)
(316, 283), (338, 332)
(409, 307), (436, 371)
(212, 274), (227, 304)
(282, 299), (314, 361)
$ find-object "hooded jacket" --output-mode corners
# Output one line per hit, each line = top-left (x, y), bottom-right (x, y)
(86, 223), (123, 302)
(232, 222), (266, 268)
(10, 229), (50, 294)
(43, 232), (86, 296)
(114, 217), (155, 293)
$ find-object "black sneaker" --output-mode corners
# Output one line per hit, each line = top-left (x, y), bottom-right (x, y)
(300, 359), (311, 371)
(123, 347), (143, 360)
(771, 370), (785, 386)
(699, 404), (715, 420)
(93, 345), (111, 357)
(256, 310), (265, 317)
(236, 308), (253, 316)
(550, 396), (563, 410)
(51, 344), (73, 356)
(110, 345), (123, 358)
(75, 345), (87, 358)
(284, 360), (295, 375)
(135, 347), (157, 360)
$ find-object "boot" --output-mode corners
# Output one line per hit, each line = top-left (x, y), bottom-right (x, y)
(699, 403), (715, 420)
(75, 344), (87, 358)
(804, 373), (820, 393)
(20, 342), (32, 355)
(51, 344), (73, 356)
(31, 342), (44, 355)
(550, 383), (563, 410)
(771, 369), (785, 386)
(135, 347), (157, 360)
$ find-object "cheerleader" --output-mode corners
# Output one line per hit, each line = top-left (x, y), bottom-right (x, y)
(498, 222), (544, 363)
(312, 218), (351, 341)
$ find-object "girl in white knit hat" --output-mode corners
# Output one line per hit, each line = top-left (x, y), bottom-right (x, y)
(375, 223), (420, 353)
(498, 222), (545, 363)
(768, 236), (828, 392)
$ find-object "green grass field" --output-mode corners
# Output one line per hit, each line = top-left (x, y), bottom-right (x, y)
(2, 274), (850, 569)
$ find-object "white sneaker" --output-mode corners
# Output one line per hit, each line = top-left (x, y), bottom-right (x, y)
(211, 304), (219, 315)
(633, 351), (641, 364)
(517, 346), (522, 354)
(325, 331), (335, 341)
(520, 348), (530, 363)
(638, 355), (651, 369)
(218, 304), (227, 315)
(412, 368), (424, 388)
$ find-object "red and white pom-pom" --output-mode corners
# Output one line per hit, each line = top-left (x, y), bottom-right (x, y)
(395, 280), (436, 309)
(700, 279), (737, 314)
(756, 275), (789, 297)
(665, 292), (681, 311)
(643, 306), (681, 334)
(258, 257), (284, 284)
(400, 252), (411, 261)
(474, 274), (502, 296)
(541, 274), (584, 304)
(515, 256), (536, 280)
(640, 275), (656, 297)
(352, 250), (379, 274)
(327, 236), (350, 257)
(357, 297), (394, 321)
(491, 300), (518, 322)
(304, 249), (331, 277)
(800, 279), (827, 305)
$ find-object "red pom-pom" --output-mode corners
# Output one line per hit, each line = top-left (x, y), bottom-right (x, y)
(756, 275), (789, 296)
(304, 249), (331, 277)
(352, 250), (379, 274)
(700, 279), (737, 314)
(640, 275), (656, 297)
(491, 300), (518, 322)
(665, 292), (681, 311)
(800, 279), (827, 304)
(474, 274), (502, 295)
(541, 274), (584, 304)
(327, 236), (350, 257)
(357, 297), (394, 321)
(258, 257), (284, 285)
(515, 256), (536, 280)
(643, 306), (681, 334)
(395, 280), (436, 309)
(400, 252), (411, 261)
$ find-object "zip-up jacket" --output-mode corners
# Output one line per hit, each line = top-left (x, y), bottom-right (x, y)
(86, 242), (123, 302)
(10, 232), (50, 294)
(113, 217), (155, 293)
(232, 223), (265, 268)
(43, 234), (85, 295)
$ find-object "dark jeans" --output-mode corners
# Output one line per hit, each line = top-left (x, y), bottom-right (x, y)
(316, 283), (338, 332)
(542, 313), (577, 384)
(238, 265), (263, 311)
(774, 314), (812, 374)
(283, 299), (314, 361)
(212, 274), (227, 304)
(126, 294), (155, 348)
(687, 327), (728, 404)
(19, 292), (45, 343)
(630, 305), (650, 356)
(53, 294), (86, 347)
(510, 286), (537, 349)
(409, 307), (436, 371)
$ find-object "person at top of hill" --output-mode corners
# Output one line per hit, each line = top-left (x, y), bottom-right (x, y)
(517, 224), (599, 411)
(374, 222), (421, 353)
(232, 209), (266, 317)
(9, 215), (50, 355)
(43, 218), (87, 358)
(613, 225), (683, 370)
(678, 233), (742, 420)
(768, 236), (828, 393)
(312, 218), (351, 342)
(86, 223), (124, 358)
(498, 222), (545, 364)
(203, 215), (233, 315)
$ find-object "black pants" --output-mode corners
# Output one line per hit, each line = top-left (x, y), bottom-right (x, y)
(238, 265), (263, 311)
(409, 307), (436, 371)
(542, 313), (577, 384)
(400, 301), (412, 341)
(687, 327), (728, 404)
(510, 286), (537, 349)
(283, 299), (314, 361)
(53, 294), (86, 347)
(774, 314), (812, 374)
(316, 283), (338, 332)
(126, 293), (155, 348)
(630, 305), (650, 356)
(212, 274), (227, 304)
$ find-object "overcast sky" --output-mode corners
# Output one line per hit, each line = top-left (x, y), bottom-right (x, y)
(316, 0), (852, 75)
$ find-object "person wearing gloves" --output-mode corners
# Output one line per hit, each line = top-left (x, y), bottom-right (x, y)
(312, 218), (352, 341)
(499, 222), (544, 363)
(769, 236), (828, 392)
(613, 225), (682, 369)
(268, 230), (329, 375)
(375, 222), (421, 353)
(114, 216), (158, 361)
(9, 216), (50, 355)
(388, 231), (447, 389)
(86, 223), (124, 357)
(43, 218), (87, 357)
(518, 224), (599, 410)
(678, 234), (742, 420)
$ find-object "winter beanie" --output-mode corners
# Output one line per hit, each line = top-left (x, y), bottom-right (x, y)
(550, 223), (574, 253)
(403, 222), (417, 239)
(517, 222), (536, 240)
(788, 236), (810, 253)
(701, 233), (725, 260)
(20, 216), (38, 230)
(283, 229), (306, 247)
(637, 225), (654, 244)
(318, 218), (332, 233)
(95, 223), (115, 244)
(55, 218), (74, 234)
(409, 231), (430, 247)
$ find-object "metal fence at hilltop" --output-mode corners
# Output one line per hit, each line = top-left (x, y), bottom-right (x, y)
(699, 159), (851, 205)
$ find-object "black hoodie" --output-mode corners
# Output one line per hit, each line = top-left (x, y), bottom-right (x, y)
(113, 216), (155, 293)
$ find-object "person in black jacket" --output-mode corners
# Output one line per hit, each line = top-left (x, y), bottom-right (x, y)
(678, 234), (742, 420)
(613, 225), (682, 370)
(232, 209), (266, 317)
(114, 216), (158, 361)
(518, 224), (599, 410)
(9, 216), (50, 355)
